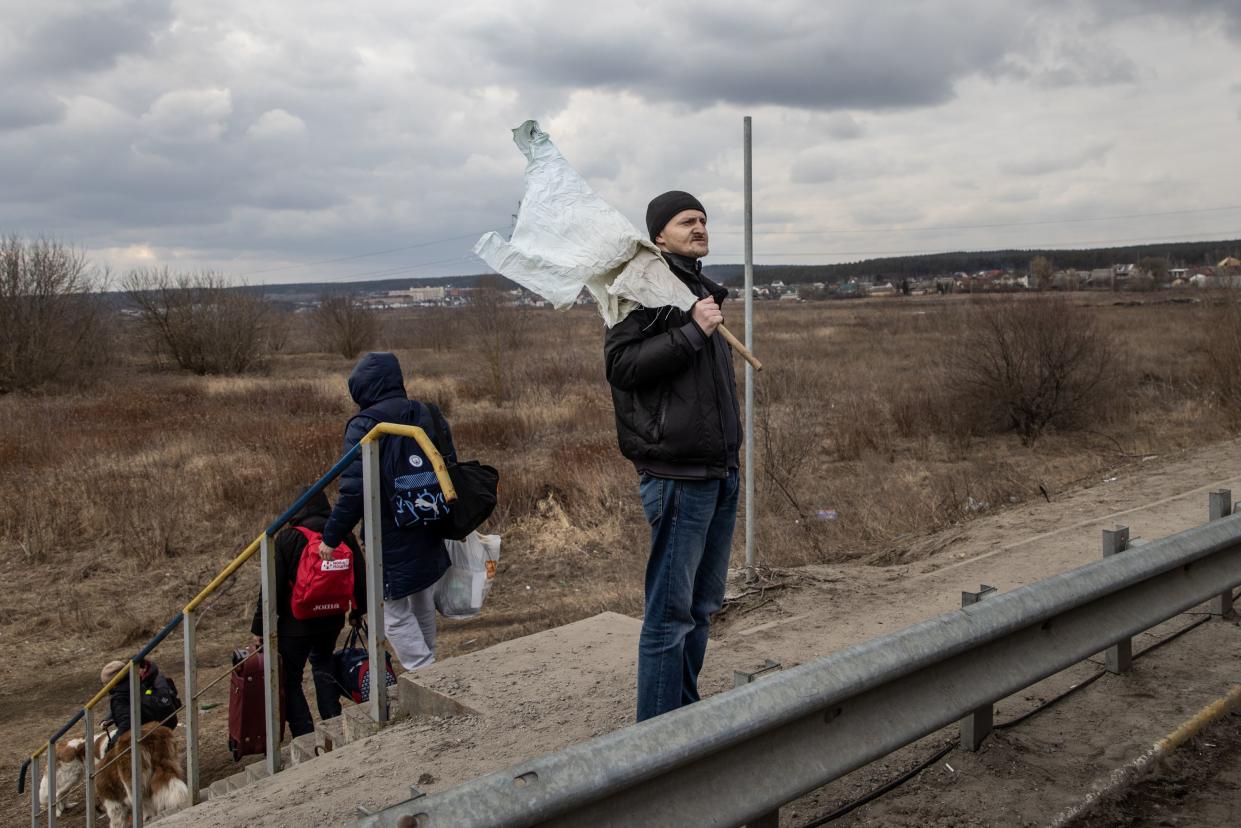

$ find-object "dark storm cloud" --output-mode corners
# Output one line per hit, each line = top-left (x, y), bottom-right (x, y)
(1079, 0), (1241, 39)
(5, 0), (173, 80)
(458, 1), (1026, 111)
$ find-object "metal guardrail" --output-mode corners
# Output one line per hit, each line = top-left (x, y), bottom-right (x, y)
(24, 422), (453, 828)
(356, 492), (1241, 828)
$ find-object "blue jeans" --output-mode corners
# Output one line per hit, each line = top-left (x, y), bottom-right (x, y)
(636, 469), (740, 722)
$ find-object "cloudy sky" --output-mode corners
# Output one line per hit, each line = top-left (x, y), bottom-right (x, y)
(2, 0), (1239, 285)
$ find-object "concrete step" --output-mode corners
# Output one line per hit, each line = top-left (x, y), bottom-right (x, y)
(205, 777), (231, 801)
(289, 731), (319, 765)
(315, 715), (344, 755)
(244, 763), (271, 785)
(200, 680), (414, 803)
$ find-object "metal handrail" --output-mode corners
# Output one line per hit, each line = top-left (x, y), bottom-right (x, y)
(25, 422), (451, 827)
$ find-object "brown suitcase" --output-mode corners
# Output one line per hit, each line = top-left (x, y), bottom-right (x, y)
(228, 646), (285, 761)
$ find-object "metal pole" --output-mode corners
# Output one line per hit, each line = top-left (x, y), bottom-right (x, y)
(362, 440), (389, 723)
(1102, 527), (1133, 673)
(1209, 490), (1235, 617)
(47, 739), (57, 828)
(83, 707), (96, 828)
(182, 608), (200, 803)
(129, 662), (142, 828)
(260, 534), (282, 775)
(743, 114), (756, 584)
(29, 751), (38, 828)
(959, 585), (997, 750)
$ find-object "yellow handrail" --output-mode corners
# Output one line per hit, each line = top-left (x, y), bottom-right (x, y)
(361, 422), (457, 502)
(184, 533), (264, 613)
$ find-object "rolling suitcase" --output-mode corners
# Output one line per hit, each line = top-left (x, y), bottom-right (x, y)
(228, 645), (285, 761)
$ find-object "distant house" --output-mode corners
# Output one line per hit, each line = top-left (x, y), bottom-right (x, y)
(407, 286), (447, 303)
(1086, 268), (1113, 289)
(1052, 270), (1081, 290)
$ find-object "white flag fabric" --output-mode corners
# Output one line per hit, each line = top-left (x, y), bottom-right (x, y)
(473, 120), (695, 327)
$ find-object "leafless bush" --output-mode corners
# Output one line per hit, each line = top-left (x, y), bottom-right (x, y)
(384, 306), (459, 352)
(313, 293), (379, 358)
(122, 268), (273, 374)
(464, 276), (531, 405)
(265, 307), (295, 353)
(1200, 289), (1241, 423)
(0, 236), (112, 393)
(947, 295), (1115, 445)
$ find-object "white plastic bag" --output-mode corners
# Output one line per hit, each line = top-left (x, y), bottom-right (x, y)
(473, 120), (694, 327)
(434, 532), (501, 619)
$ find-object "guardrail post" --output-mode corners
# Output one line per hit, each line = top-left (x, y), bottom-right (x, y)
(47, 737), (57, 828)
(362, 439), (389, 724)
(260, 534), (282, 775)
(129, 661), (143, 828)
(733, 660), (782, 689)
(1101, 526), (1133, 674)
(84, 707), (96, 828)
(733, 661), (783, 828)
(1209, 490), (1234, 618)
(30, 751), (39, 828)
(960, 584), (997, 751)
(182, 607), (200, 803)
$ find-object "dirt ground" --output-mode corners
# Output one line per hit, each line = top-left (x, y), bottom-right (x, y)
(143, 434), (1241, 828)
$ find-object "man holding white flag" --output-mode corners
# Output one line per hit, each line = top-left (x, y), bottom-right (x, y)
(604, 190), (741, 722)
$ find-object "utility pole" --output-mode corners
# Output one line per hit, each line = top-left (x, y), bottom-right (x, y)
(743, 116), (756, 584)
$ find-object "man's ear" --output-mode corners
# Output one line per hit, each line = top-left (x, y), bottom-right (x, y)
(654, 232), (665, 247)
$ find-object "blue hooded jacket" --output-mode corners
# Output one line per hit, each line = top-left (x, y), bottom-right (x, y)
(321, 352), (455, 600)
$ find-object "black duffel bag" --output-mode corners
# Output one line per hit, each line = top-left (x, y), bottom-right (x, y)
(429, 404), (499, 540)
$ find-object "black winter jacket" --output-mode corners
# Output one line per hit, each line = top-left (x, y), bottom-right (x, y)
(250, 489), (366, 639)
(604, 253), (741, 478)
(321, 352), (456, 600)
(108, 660), (179, 738)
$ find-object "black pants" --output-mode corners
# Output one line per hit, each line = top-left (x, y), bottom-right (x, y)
(278, 630), (342, 737)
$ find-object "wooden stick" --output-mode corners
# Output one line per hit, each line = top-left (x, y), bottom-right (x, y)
(718, 324), (762, 372)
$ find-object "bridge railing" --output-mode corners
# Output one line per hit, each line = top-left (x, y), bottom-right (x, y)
(23, 422), (453, 828)
(355, 491), (1241, 828)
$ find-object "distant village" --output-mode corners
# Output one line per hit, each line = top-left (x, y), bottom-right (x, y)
(276, 256), (1241, 310)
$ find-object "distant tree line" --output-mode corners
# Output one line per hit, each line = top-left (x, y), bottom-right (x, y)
(700, 238), (1241, 286)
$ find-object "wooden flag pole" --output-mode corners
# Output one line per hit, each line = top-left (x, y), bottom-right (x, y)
(718, 324), (762, 372)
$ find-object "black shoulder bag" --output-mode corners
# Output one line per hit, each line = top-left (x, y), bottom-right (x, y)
(426, 403), (499, 540)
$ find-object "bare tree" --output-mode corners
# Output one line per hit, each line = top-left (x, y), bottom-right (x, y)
(314, 293), (380, 358)
(1029, 256), (1054, 291)
(0, 236), (112, 393)
(947, 295), (1115, 445)
(1136, 257), (1169, 288)
(122, 268), (272, 374)
(464, 275), (530, 406)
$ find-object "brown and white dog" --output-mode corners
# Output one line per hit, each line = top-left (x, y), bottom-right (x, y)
(38, 731), (109, 816)
(94, 723), (190, 826)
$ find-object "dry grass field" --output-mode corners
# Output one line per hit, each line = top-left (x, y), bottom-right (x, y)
(3, 290), (1239, 819)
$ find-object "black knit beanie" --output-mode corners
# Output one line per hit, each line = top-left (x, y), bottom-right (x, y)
(645, 190), (706, 242)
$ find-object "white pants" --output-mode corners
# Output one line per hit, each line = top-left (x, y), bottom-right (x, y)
(385, 588), (437, 671)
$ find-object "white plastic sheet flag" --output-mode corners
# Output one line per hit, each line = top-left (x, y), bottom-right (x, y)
(473, 120), (695, 327)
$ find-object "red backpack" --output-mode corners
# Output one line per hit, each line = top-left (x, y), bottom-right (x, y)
(289, 526), (355, 620)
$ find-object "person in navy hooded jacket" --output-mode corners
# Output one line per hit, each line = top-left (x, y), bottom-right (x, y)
(320, 352), (456, 671)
